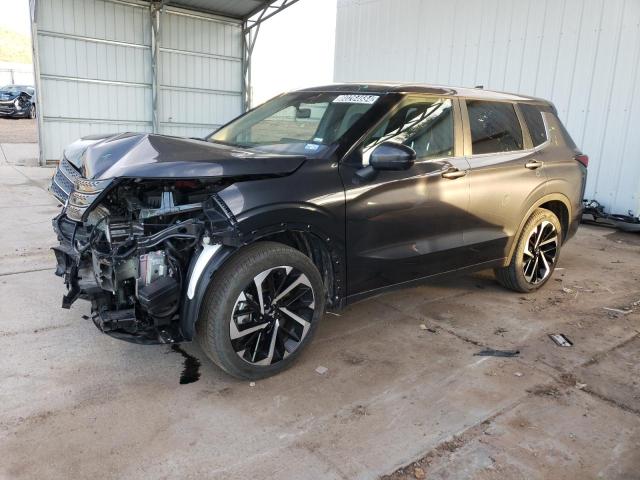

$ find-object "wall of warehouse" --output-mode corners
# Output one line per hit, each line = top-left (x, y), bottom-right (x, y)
(334, 0), (640, 216)
(34, 0), (242, 163)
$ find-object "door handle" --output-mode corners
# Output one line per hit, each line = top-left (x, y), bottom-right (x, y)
(525, 160), (543, 170)
(441, 168), (467, 179)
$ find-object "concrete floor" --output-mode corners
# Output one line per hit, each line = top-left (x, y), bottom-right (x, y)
(0, 146), (639, 480)
(0, 118), (38, 143)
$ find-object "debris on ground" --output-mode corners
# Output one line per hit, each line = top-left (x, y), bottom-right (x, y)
(603, 307), (632, 315)
(352, 404), (368, 416)
(562, 287), (574, 294)
(474, 348), (520, 357)
(249, 382), (256, 387)
(419, 324), (427, 330)
(528, 384), (562, 398)
(549, 333), (573, 347)
(514, 372), (523, 377)
(315, 365), (329, 375)
(413, 467), (425, 479)
(582, 199), (640, 232)
(494, 327), (508, 336)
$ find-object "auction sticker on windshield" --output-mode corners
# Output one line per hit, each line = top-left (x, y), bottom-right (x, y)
(332, 94), (379, 104)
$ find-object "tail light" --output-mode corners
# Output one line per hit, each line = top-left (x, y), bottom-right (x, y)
(574, 154), (589, 168)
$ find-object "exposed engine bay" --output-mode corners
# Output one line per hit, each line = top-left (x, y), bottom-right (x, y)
(52, 166), (240, 344)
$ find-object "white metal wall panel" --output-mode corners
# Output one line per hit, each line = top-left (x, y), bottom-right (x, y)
(334, 0), (640, 215)
(158, 8), (242, 136)
(36, 0), (152, 161)
(34, 0), (243, 162)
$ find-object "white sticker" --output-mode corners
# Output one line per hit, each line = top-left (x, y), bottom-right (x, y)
(304, 143), (320, 151)
(333, 94), (379, 104)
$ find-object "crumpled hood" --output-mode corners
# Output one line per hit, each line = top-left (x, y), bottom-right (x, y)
(64, 132), (307, 180)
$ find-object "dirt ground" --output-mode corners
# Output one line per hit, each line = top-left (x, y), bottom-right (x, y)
(0, 117), (37, 143)
(0, 149), (639, 479)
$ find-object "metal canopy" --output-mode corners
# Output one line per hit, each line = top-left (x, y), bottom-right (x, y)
(29, 0), (299, 165)
(164, 0), (273, 19)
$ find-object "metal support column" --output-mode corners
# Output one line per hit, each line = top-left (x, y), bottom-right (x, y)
(242, 0), (300, 111)
(150, 1), (164, 133)
(29, 0), (46, 165)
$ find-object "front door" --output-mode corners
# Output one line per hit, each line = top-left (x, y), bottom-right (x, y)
(340, 95), (471, 297)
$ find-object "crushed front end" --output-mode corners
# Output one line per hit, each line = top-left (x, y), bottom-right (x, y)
(50, 155), (237, 344)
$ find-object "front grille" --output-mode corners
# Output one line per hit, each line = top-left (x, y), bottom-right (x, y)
(50, 156), (81, 201)
(49, 180), (67, 203)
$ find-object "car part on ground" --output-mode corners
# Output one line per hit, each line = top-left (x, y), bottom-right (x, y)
(0, 85), (36, 118)
(48, 83), (586, 378)
(582, 199), (640, 233)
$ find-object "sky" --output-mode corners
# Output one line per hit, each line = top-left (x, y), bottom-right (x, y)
(0, 0), (337, 105)
(251, 0), (337, 105)
(0, 0), (31, 34)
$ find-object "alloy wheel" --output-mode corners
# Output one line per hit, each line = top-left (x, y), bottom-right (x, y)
(230, 266), (315, 366)
(522, 220), (558, 284)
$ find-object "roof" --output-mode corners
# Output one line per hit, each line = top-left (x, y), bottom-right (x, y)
(298, 82), (549, 103)
(162, 0), (272, 19)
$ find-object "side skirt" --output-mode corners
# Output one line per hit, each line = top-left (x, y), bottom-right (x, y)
(344, 258), (505, 306)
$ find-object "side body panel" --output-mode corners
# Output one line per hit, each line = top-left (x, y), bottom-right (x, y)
(537, 112), (586, 240)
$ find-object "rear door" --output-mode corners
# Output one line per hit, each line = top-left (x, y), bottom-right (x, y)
(461, 99), (548, 264)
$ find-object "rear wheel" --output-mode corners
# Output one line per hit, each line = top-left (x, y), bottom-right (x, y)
(197, 241), (325, 379)
(495, 208), (562, 293)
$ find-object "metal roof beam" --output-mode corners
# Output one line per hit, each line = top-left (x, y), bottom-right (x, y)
(241, 0), (300, 110)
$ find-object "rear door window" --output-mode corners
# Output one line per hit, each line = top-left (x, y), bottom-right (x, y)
(466, 100), (523, 154)
(519, 103), (548, 147)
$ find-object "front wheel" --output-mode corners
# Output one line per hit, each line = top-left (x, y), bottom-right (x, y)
(197, 241), (325, 379)
(29, 104), (36, 119)
(495, 208), (562, 293)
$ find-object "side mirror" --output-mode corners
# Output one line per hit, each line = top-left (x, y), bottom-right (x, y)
(369, 142), (416, 171)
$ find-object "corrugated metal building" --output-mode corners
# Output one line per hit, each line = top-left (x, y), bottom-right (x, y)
(30, 0), (297, 164)
(334, 0), (640, 216)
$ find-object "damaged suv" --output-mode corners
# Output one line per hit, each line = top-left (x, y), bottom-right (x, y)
(50, 84), (587, 379)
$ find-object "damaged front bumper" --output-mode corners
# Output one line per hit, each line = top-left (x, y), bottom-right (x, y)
(49, 157), (239, 345)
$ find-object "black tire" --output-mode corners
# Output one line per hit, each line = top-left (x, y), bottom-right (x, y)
(197, 241), (325, 379)
(29, 105), (36, 119)
(495, 208), (562, 293)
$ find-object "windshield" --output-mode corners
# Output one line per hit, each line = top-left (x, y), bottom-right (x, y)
(207, 91), (380, 155)
(0, 85), (32, 94)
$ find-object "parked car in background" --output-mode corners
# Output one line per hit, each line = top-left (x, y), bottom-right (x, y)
(49, 83), (587, 379)
(0, 85), (36, 118)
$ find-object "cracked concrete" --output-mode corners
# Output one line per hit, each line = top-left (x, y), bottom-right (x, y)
(0, 156), (638, 479)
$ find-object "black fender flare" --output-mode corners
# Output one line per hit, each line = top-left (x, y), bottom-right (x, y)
(179, 243), (236, 341)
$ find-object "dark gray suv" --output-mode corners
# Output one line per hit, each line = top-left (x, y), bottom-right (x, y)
(50, 83), (587, 378)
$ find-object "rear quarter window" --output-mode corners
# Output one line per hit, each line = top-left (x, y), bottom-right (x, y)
(519, 103), (548, 147)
